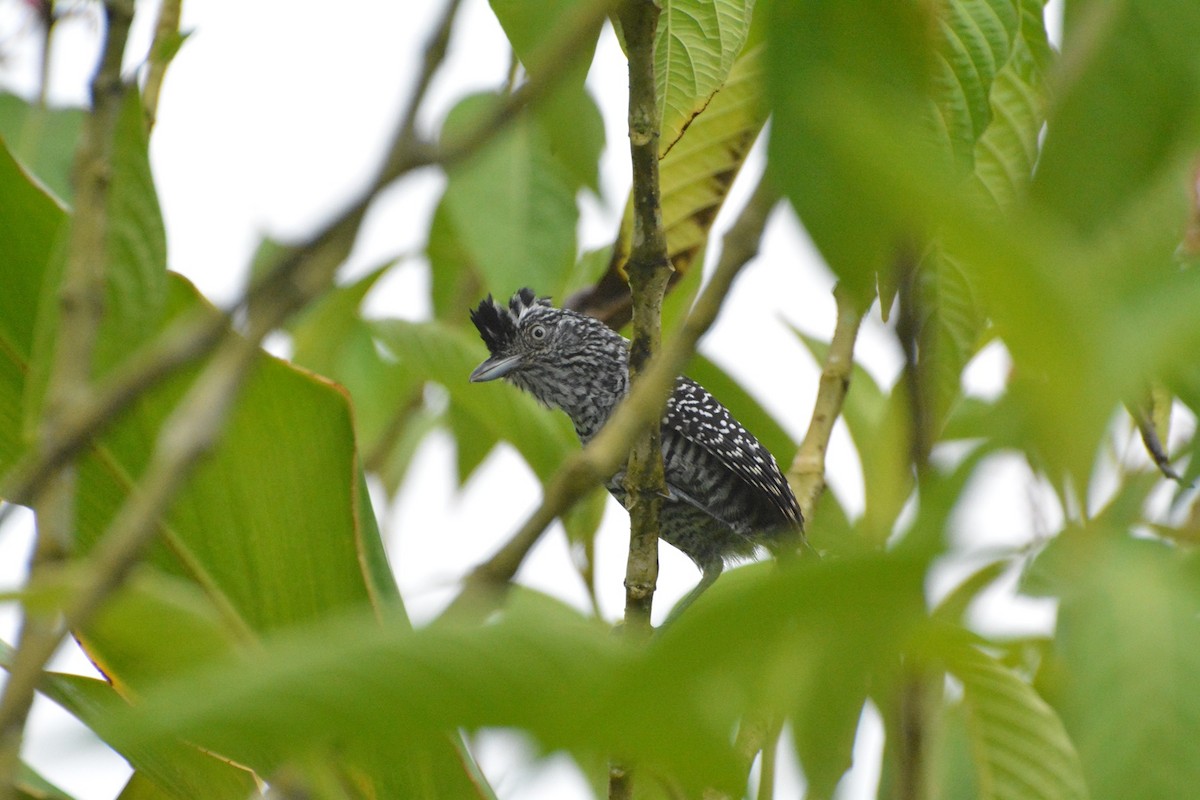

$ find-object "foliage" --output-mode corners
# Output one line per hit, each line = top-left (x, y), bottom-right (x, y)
(2, 1), (1200, 799)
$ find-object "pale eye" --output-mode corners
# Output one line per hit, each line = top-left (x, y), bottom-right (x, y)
(530, 324), (547, 341)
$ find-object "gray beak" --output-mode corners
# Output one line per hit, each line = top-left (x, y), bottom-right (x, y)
(470, 353), (523, 382)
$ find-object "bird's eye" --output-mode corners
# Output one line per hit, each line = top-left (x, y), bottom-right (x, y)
(530, 324), (547, 341)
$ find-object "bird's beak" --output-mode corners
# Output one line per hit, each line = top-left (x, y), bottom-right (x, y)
(470, 353), (523, 382)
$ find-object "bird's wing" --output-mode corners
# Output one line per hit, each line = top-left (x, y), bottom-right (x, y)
(662, 377), (803, 529)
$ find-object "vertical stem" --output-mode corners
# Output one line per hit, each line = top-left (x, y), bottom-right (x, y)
(610, 1), (670, 797)
(0, 3), (135, 797)
(617, 0), (669, 634)
(889, 250), (937, 800)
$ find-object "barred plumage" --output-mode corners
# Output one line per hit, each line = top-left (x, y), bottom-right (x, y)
(469, 288), (806, 618)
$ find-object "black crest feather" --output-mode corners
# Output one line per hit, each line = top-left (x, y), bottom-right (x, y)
(471, 288), (552, 355)
(469, 294), (517, 356)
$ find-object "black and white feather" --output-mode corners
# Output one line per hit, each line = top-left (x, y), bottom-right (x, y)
(469, 288), (807, 617)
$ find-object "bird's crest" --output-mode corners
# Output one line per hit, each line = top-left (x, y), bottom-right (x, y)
(469, 288), (551, 355)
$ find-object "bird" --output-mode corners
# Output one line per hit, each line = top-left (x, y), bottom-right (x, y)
(469, 287), (807, 620)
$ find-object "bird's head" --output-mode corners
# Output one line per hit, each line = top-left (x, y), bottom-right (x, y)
(468, 288), (628, 416)
(468, 288), (557, 383)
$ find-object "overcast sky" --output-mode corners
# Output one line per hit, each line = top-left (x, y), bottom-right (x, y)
(0, 1), (1072, 798)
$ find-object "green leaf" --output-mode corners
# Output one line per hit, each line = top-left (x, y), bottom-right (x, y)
(929, 0), (1022, 174)
(1032, 3), (1200, 235)
(1031, 529), (1200, 800)
(921, 248), (988, 432)
(16, 761), (77, 800)
(288, 264), (420, 455)
(658, 42), (767, 269)
(969, 0), (1052, 209)
(57, 279), (391, 634)
(0, 139), (65, 476)
(116, 773), (183, 800)
(490, 0), (606, 193)
(0, 93), (84, 203)
(941, 637), (1089, 800)
(1, 635), (256, 800)
(24, 88), (168, 431)
(656, 0), (755, 156)
(104, 596), (740, 794)
(766, 0), (941, 296)
(440, 93), (579, 300)
(605, 42), (769, 303)
(652, 552), (929, 797)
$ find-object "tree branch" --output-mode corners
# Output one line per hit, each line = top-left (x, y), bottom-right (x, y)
(141, 0), (182, 133)
(0, 2), (135, 795)
(787, 284), (866, 524)
(617, 0), (670, 639)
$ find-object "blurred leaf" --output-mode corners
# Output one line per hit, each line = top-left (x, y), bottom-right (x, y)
(447, 401), (495, 485)
(0, 636), (256, 800)
(0, 93), (84, 203)
(561, 484), (607, 551)
(440, 92), (579, 301)
(116, 773), (180, 800)
(104, 595), (741, 795)
(74, 569), (240, 695)
(55, 278), (392, 634)
(1031, 529), (1200, 800)
(289, 264), (420, 454)
(371, 319), (578, 481)
(16, 761), (76, 800)
(1032, 3), (1200, 235)
(938, 636), (1089, 800)
(766, 0), (940, 297)
(427, 198), (477, 322)
(653, 552), (929, 797)
(490, 0), (599, 78)
(931, 559), (1010, 624)
(491, 0), (607, 192)
(655, 0), (755, 157)
(535, 87), (606, 196)
(376, 404), (442, 497)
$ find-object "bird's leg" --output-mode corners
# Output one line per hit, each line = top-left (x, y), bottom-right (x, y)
(661, 561), (723, 626)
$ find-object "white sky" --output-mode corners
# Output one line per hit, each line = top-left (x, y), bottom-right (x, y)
(0, 1), (1082, 798)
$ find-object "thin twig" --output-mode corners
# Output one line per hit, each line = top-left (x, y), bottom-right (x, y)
(141, 0), (182, 133)
(0, 2), (136, 796)
(444, 176), (781, 620)
(0, 0), (447, 766)
(893, 250), (934, 800)
(387, 0), (616, 178)
(787, 284), (867, 524)
(0, 0), (600, 525)
(396, 0), (463, 150)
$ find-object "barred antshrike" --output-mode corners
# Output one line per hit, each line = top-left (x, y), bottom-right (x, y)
(470, 288), (806, 618)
